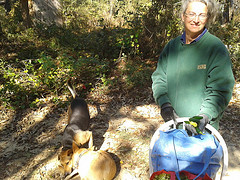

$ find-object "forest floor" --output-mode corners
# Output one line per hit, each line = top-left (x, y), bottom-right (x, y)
(0, 82), (240, 180)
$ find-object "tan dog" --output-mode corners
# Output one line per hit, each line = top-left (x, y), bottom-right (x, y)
(59, 148), (73, 175)
(64, 142), (117, 180)
(59, 79), (93, 175)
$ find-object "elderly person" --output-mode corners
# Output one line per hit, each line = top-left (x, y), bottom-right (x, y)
(151, 0), (235, 134)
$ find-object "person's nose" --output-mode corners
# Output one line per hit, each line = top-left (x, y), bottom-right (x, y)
(193, 15), (200, 22)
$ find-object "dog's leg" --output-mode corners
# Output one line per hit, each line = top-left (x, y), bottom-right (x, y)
(64, 169), (78, 180)
(88, 132), (93, 149)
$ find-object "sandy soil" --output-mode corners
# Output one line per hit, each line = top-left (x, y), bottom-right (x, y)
(0, 83), (239, 180)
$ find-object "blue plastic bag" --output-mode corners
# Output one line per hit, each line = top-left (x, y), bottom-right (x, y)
(151, 129), (223, 180)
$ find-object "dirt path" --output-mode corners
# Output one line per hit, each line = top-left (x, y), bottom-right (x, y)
(0, 84), (239, 180)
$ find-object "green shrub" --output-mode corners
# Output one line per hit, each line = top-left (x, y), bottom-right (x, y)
(210, 19), (240, 81)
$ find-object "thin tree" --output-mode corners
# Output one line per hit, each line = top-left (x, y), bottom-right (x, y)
(20, 0), (31, 27)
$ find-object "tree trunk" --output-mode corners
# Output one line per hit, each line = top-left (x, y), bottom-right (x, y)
(0, 0), (11, 13)
(31, 0), (63, 26)
(222, 0), (235, 23)
(20, 0), (31, 27)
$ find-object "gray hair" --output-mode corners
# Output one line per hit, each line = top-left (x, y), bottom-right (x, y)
(181, 0), (219, 24)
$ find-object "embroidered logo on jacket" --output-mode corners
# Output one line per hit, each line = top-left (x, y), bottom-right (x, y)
(197, 64), (206, 69)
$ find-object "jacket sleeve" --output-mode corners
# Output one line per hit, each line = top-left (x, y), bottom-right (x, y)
(151, 44), (171, 106)
(200, 45), (235, 120)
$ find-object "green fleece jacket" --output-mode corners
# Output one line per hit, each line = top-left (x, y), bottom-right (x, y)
(152, 31), (235, 129)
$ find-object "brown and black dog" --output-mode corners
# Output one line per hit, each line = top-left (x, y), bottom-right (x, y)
(59, 79), (93, 175)
(64, 142), (117, 180)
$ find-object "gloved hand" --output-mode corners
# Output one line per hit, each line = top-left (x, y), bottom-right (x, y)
(198, 114), (209, 131)
(185, 114), (209, 135)
(185, 123), (198, 135)
(160, 103), (178, 125)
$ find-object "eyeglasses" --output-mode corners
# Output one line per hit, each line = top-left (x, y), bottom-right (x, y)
(184, 12), (208, 20)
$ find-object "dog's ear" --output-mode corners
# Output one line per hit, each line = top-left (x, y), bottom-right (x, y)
(73, 130), (93, 147)
(67, 149), (73, 156)
(58, 149), (73, 164)
(72, 141), (79, 153)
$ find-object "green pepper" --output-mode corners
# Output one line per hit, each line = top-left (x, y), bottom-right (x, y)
(189, 116), (203, 122)
(196, 127), (204, 135)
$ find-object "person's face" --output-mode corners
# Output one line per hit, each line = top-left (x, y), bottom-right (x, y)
(182, 2), (208, 36)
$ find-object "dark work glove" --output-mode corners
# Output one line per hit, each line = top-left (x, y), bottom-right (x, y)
(198, 114), (209, 132)
(161, 103), (178, 124)
(185, 114), (209, 135)
(185, 123), (197, 135)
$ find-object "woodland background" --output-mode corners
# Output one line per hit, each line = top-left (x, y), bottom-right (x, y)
(0, 0), (239, 110)
(0, 1), (240, 179)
